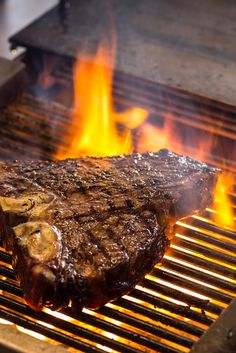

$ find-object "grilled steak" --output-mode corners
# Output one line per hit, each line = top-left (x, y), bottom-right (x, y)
(0, 149), (219, 311)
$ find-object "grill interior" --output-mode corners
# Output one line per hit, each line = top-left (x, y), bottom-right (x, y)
(0, 68), (235, 353)
(1, 66), (236, 168)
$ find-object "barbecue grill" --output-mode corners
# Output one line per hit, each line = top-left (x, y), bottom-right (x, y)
(0, 1), (236, 353)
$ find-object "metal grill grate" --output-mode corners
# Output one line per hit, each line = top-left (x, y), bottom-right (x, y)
(0, 74), (236, 353)
(1, 208), (236, 353)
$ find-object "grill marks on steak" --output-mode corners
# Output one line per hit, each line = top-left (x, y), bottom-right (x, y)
(54, 210), (164, 310)
(0, 149), (219, 311)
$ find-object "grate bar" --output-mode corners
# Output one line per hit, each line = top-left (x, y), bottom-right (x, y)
(65, 308), (186, 353)
(113, 73), (236, 127)
(169, 248), (236, 280)
(0, 291), (184, 353)
(1, 110), (64, 144)
(130, 289), (213, 326)
(161, 260), (236, 294)
(141, 278), (222, 316)
(186, 219), (236, 241)
(0, 295), (146, 353)
(113, 297), (204, 337)
(0, 258), (215, 325)
(0, 308), (104, 353)
(152, 268), (233, 304)
(56, 65), (236, 130)
(175, 238), (236, 267)
(96, 306), (194, 348)
(0, 118), (56, 153)
(0, 257), (214, 353)
(0, 262), (213, 325)
(0, 265), (15, 280)
(0, 251), (12, 265)
(0, 253), (221, 320)
(176, 226), (236, 254)
(0, 133), (52, 160)
(113, 92), (236, 141)
(0, 279), (23, 296)
(0, 259), (214, 331)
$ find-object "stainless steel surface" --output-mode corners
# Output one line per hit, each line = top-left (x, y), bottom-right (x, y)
(190, 298), (236, 353)
(8, 0), (236, 106)
(0, 0), (57, 59)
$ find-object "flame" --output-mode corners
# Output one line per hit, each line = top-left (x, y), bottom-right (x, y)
(54, 33), (234, 230)
(137, 119), (181, 154)
(137, 116), (235, 230)
(56, 43), (148, 159)
(137, 113), (217, 161)
(214, 174), (235, 230)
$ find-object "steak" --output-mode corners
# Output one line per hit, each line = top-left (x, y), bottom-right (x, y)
(0, 149), (219, 311)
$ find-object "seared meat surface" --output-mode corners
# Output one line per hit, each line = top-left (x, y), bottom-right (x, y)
(0, 149), (219, 311)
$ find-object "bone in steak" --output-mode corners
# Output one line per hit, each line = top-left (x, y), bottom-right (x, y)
(0, 149), (219, 311)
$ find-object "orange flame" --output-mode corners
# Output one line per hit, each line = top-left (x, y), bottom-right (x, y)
(56, 44), (148, 159)
(137, 118), (235, 229)
(137, 118), (181, 154)
(55, 40), (234, 230)
(214, 174), (235, 230)
(137, 114), (216, 162)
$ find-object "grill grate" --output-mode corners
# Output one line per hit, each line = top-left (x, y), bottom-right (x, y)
(0, 73), (236, 353)
(1, 212), (236, 353)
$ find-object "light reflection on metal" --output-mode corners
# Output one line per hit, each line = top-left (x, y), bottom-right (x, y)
(134, 285), (188, 307)
(96, 344), (114, 352)
(44, 308), (74, 322)
(192, 214), (236, 231)
(164, 255), (236, 284)
(159, 265), (217, 290)
(146, 274), (210, 301)
(16, 325), (47, 341)
(177, 220), (236, 244)
(0, 318), (13, 325)
(170, 244), (236, 272)
(175, 233), (236, 259)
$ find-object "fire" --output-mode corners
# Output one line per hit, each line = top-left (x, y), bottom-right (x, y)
(56, 43), (148, 159)
(55, 40), (234, 230)
(137, 118), (181, 154)
(213, 173), (235, 230)
(137, 118), (235, 230)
